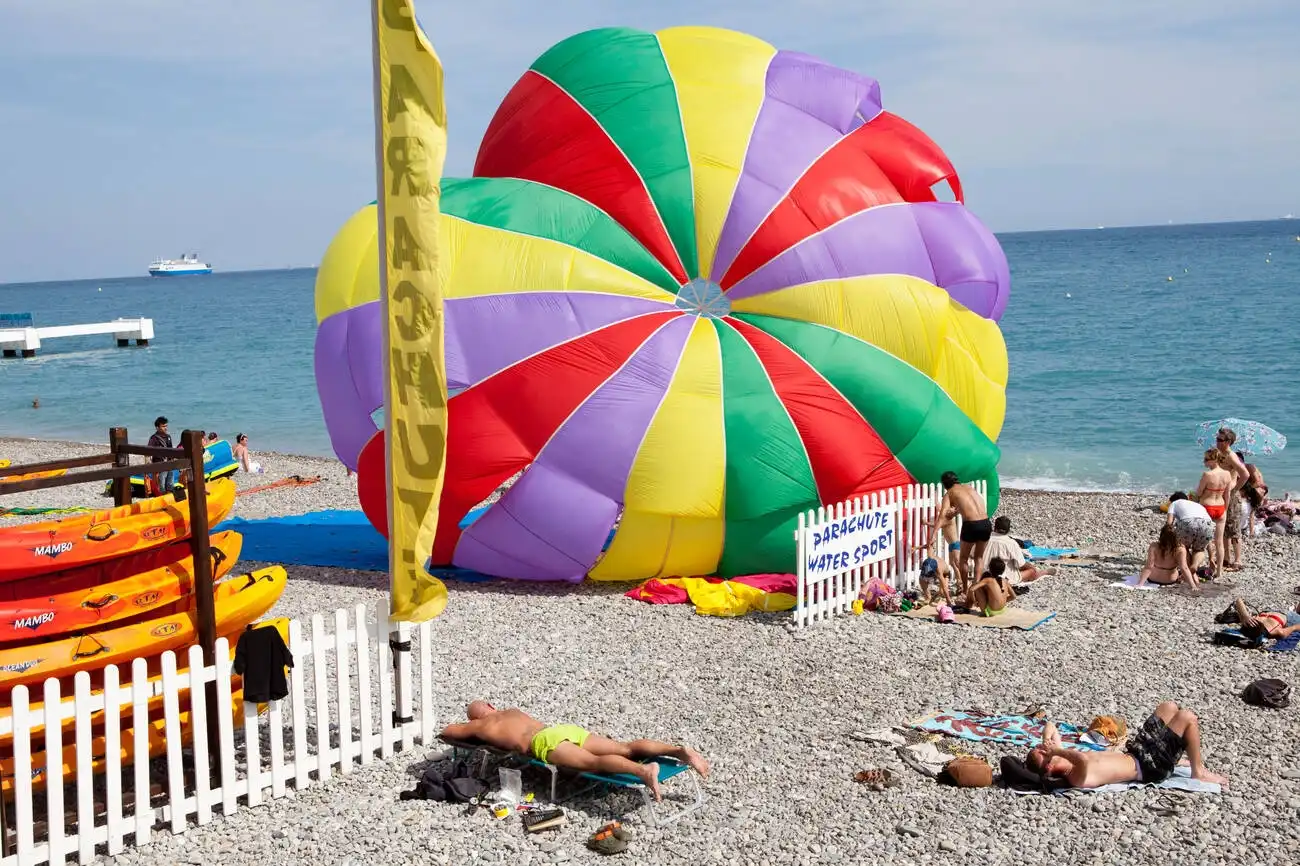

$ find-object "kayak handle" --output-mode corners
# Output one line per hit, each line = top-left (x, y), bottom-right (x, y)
(72, 636), (110, 660)
(82, 594), (121, 610)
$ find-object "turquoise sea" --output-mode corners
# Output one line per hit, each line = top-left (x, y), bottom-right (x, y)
(2, 219), (1298, 495)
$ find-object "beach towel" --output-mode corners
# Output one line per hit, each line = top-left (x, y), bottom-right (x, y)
(910, 710), (1104, 751)
(1024, 546), (1078, 560)
(1218, 628), (1300, 653)
(896, 604), (1055, 630)
(1008, 765), (1221, 797)
(1110, 574), (1161, 591)
(624, 575), (796, 616)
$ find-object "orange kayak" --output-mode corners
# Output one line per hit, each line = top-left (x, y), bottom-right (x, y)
(0, 531), (243, 643)
(0, 478), (235, 583)
(0, 565), (285, 694)
(1, 618), (289, 751)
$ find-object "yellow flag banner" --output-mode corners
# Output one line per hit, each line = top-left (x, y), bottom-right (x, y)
(373, 0), (448, 622)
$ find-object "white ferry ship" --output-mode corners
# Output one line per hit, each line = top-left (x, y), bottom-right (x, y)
(148, 253), (212, 276)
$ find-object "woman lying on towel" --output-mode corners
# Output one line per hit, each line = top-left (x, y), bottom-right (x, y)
(1233, 598), (1300, 642)
(1137, 525), (1199, 590)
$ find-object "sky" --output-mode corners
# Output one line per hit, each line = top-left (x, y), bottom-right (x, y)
(1, 0), (1298, 283)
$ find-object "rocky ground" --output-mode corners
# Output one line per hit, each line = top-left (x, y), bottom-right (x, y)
(2, 438), (1299, 866)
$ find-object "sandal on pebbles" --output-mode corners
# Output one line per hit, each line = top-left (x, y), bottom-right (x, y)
(853, 768), (899, 791)
(587, 822), (633, 855)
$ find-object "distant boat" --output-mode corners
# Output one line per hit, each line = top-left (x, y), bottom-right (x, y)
(148, 253), (212, 276)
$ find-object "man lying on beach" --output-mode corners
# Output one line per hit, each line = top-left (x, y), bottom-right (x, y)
(959, 556), (1015, 617)
(440, 702), (710, 800)
(1233, 597), (1300, 642)
(933, 471), (991, 594)
(1026, 701), (1227, 788)
(982, 516), (1057, 583)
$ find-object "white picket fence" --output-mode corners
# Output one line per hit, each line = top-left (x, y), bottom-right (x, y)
(792, 480), (989, 628)
(0, 606), (436, 866)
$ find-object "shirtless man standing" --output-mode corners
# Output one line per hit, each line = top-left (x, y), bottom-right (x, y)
(1026, 701), (1227, 788)
(440, 702), (710, 800)
(933, 471), (991, 594)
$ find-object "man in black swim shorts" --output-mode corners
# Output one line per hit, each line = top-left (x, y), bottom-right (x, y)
(933, 471), (991, 594)
(1026, 701), (1228, 788)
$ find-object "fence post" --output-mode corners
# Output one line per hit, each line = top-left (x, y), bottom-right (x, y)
(109, 426), (132, 507)
(181, 429), (221, 777)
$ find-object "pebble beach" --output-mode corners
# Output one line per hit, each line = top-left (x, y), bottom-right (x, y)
(3, 437), (1299, 866)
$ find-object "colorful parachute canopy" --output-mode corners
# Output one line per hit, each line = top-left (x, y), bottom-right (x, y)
(314, 25), (1009, 583)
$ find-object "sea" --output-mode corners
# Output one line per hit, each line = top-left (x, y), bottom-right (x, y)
(2, 219), (1298, 496)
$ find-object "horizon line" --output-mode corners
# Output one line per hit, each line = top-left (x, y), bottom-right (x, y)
(2, 215), (1295, 288)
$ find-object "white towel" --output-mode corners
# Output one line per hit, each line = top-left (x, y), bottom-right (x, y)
(1110, 574), (1160, 591)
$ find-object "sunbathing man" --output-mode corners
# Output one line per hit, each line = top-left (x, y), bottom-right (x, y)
(440, 702), (710, 800)
(933, 471), (991, 594)
(1026, 701), (1227, 787)
(959, 556), (1015, 616)
(1233, 597), (1300, 642)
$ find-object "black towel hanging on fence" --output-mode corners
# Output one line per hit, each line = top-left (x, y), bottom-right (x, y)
(233, 623), (293, 702)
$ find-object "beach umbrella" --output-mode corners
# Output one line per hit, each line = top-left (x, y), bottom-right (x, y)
(314, 26), (1012, 582)
(1195, 418), (1287, 456)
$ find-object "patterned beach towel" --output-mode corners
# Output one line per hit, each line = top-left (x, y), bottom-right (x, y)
(909, 710), (1105, 751)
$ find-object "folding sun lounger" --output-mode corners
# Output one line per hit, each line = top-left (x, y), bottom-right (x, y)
(437, 735), (705, 827)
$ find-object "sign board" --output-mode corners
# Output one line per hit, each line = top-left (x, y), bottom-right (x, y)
(801, 505), (897, 577)
(0, 313), (33, 328)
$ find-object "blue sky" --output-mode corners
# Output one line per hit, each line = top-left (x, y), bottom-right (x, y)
(1, 0), (1298, 283)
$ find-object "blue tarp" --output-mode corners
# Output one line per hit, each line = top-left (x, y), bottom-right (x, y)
(215, 509), (490, 581)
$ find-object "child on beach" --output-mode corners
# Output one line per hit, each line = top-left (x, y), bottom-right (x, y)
(960, 556), (1015, 617)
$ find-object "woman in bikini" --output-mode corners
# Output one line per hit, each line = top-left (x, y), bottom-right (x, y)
(1195, 449), (1233, 578)
(1232, 597), (1300, 643)
(1137, 525), (1198, 589)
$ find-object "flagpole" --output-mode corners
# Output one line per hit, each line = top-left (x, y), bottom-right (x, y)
(370, 1), (395, 590)
(370, 0), (413, 736)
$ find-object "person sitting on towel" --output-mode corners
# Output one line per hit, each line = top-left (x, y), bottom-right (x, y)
(1233, 597), (1300, 642)
(960, 556), (1015, 617)
(932, 471), (991, 595)
(981, 516), (1056, 583)
(1026, 702), (1227, 787)
(1136, 524), (1199, 589)
(440, 702), (710, 800)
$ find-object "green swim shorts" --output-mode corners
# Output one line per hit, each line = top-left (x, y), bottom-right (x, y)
(530, 724), (590, 763)
(984, 606), (1005, 618)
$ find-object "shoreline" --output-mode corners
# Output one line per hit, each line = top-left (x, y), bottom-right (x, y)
(2, 435), (1168, 498)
